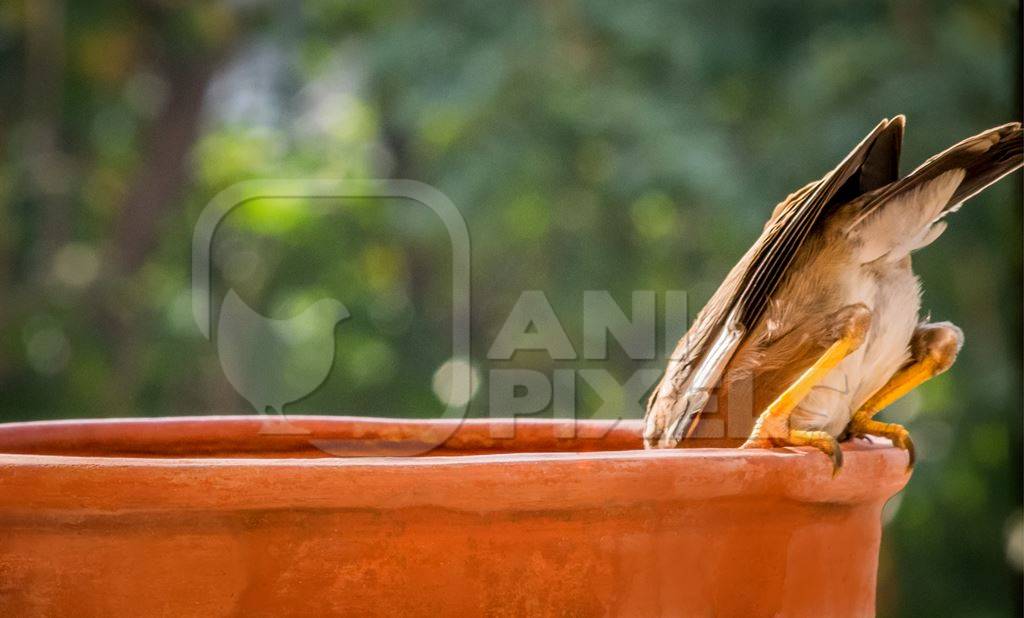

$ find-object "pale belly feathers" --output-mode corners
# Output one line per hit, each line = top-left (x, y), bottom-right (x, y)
(788, 259), (920, 436)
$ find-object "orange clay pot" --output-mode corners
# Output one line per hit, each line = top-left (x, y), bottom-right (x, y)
(0, 416), (908, 617)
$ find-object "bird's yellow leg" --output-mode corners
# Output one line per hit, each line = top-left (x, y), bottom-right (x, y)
(741, 304), (872, 474)
(848, 322), (962, 471)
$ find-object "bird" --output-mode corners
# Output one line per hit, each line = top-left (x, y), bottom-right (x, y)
(216, 288), (349, 423)
(643, 116), (1022, 474)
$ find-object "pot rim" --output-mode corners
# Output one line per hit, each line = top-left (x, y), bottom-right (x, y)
(0, 416), (910, 513)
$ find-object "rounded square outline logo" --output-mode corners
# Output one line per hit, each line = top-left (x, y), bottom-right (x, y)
(192, 179), (471, 454)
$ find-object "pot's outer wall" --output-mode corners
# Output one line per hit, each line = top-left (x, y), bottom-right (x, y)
(0, 417), (908, 617)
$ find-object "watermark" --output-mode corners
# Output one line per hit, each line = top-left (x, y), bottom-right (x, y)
(193, 179), (844, 453)
(480, 289), (845, 442)
(193, 180), (469, 454)
(485, 290), (677, 439)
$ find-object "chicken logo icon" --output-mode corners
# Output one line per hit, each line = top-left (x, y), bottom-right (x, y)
(216, 289), (349, 417)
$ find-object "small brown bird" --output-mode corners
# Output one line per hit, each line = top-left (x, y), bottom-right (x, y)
(644, 117), (1022, 473)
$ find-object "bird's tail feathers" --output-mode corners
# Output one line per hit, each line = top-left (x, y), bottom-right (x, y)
(848, 122), (1022, 264)
(922, 122), (1022, 210)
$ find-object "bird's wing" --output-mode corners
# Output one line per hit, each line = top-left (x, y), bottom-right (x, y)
(644, 117), (905, 447)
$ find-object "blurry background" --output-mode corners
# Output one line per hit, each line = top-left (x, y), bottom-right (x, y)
(0, 0), (1020, 615)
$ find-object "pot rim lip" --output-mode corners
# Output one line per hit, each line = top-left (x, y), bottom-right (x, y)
(0, 414), (902, 465)
(0, 416), (911, 511)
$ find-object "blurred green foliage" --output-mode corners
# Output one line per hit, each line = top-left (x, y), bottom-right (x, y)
(0, 0), (1020, 615)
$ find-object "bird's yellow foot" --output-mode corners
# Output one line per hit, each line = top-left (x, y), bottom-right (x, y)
(847, 321), (961, 473)
(848, 415), (914, 471)
(740, 303), (871, 476)
(742, 427), (844, 475)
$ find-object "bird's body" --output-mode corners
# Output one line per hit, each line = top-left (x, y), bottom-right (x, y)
(645, 117), (1022, 469)
(722, 220), (920, 438)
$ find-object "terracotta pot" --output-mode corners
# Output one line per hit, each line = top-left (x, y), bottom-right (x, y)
(0, 416), (908, 617)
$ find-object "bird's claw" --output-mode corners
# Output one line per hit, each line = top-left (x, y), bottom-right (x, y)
(742, 426), (844, 476)
(898, 433), (916, 473)
(824, 439), (844, 477)
(849, 418), (914, 473)
(878, 425), (915, 473)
